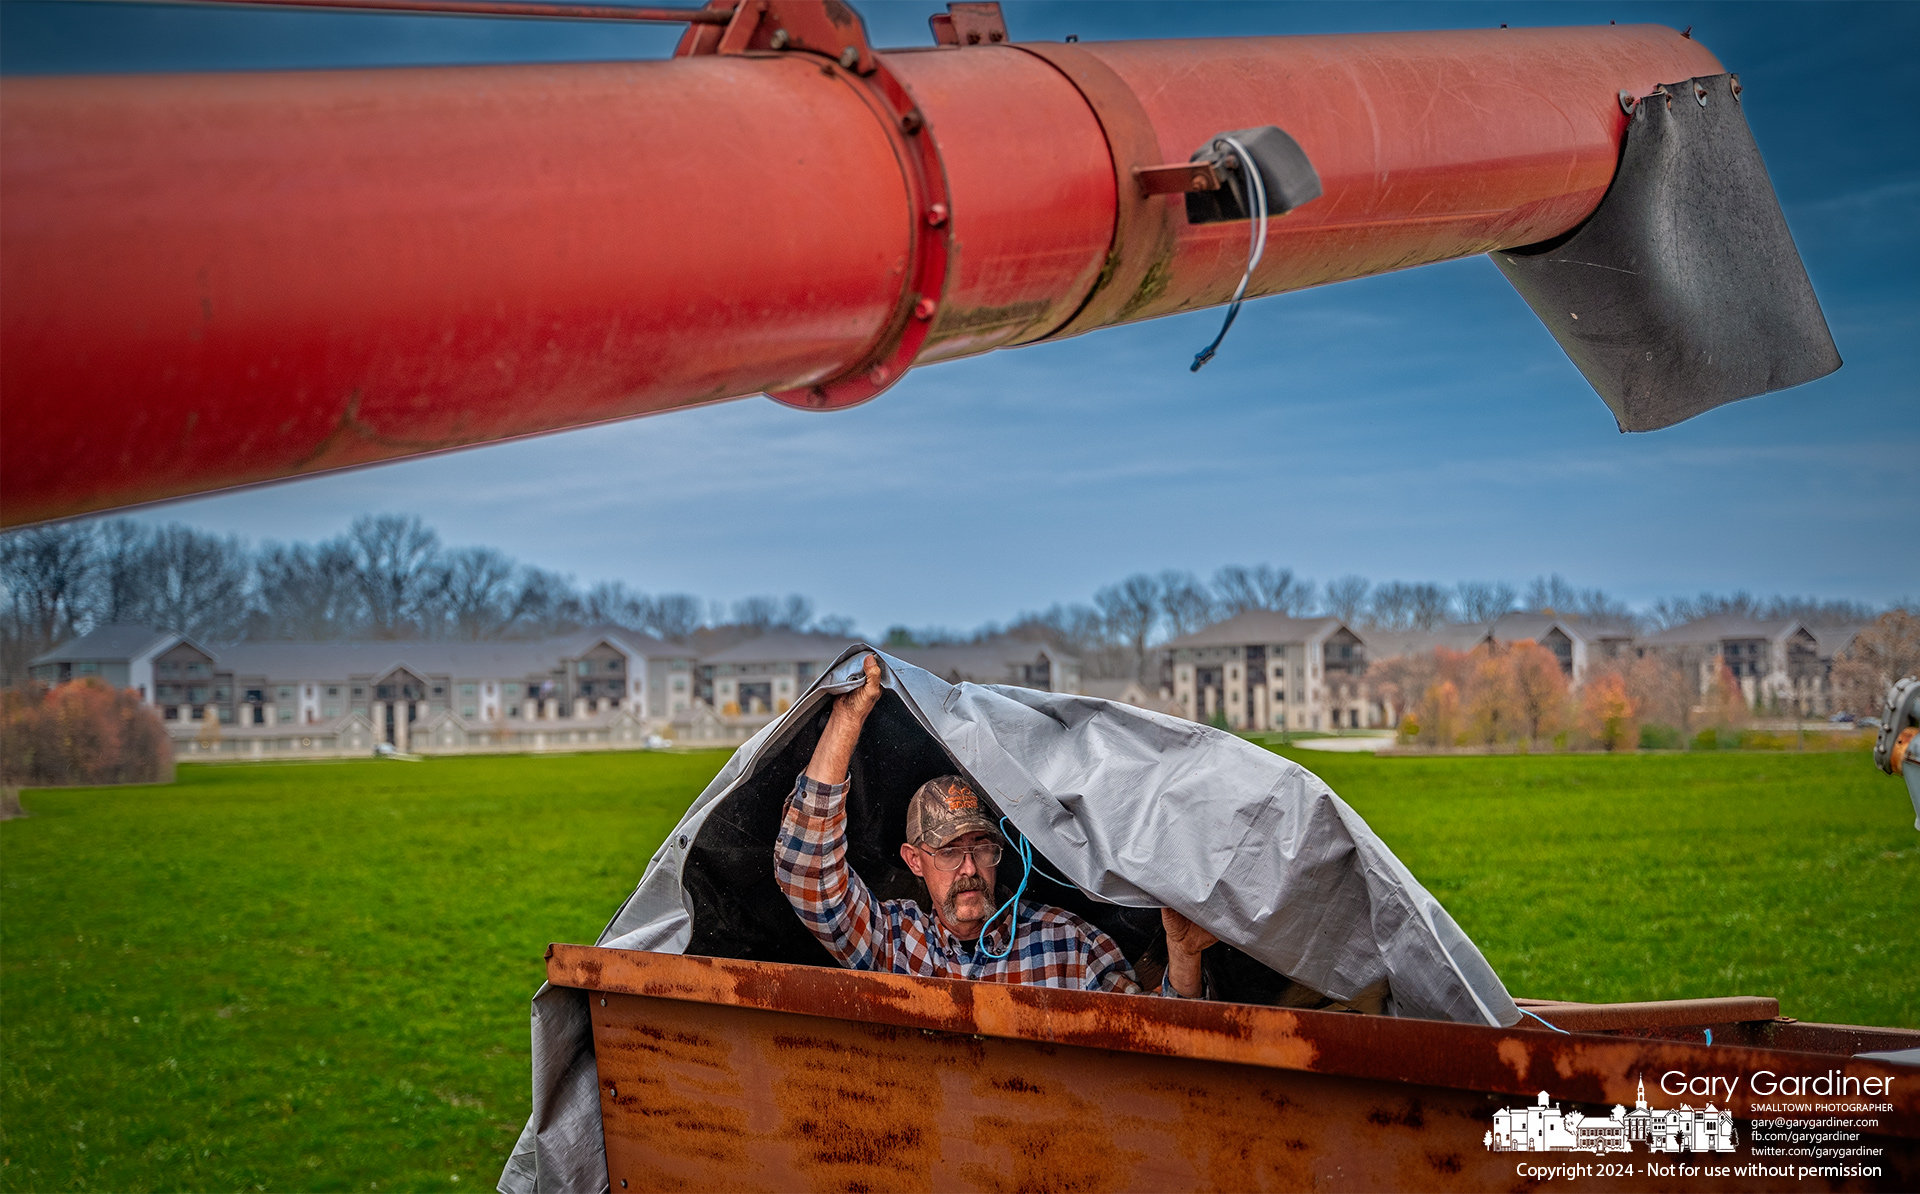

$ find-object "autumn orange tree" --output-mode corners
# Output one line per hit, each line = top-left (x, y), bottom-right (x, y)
(1417, 678), (1462, 747)
(1832, 609), (1920, 717)
(0, 679), (174, 790)
(1465, 648), (1517, 745)
(1579, 671), (1637, 751)
(1506, 639), (1568, 744)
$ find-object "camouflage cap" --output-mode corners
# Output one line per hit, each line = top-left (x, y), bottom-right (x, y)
(905, 775), (999, 849)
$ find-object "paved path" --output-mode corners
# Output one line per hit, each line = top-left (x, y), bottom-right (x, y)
(1290, 734), (1397, 753)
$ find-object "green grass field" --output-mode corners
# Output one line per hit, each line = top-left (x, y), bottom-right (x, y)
(2, 748), (1914, 1193)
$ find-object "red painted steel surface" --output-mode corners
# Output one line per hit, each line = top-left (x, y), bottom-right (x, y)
(2, 23), (1725, 524)
(191, 0), (733, 21)
(553, 947), (1919, 1192)
(1, 58), (910, 525)
(1062, 27), (1725, 325)
(882, 47), (1116, 361)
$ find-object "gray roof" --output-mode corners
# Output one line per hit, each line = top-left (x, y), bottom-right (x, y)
(892, 637), (1073, 683)
(1809, 624), (1865, 659)
(699, 630), (860, 666)
(31, 624), (177, 666)
(1639, 614), (1801, 647)
(211, 628), (657, 680)
(1161, 611), (1346, 651)
(1357, 623), (1494, 660)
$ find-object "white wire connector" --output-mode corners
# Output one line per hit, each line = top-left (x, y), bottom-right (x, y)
(1191, 135), (1269, 372)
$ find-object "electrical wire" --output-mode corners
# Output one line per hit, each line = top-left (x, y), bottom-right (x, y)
(972, 820), (1031, 960)
(973, 815), (1075, 961)
(1190, 135), (1269, 372)
(1517, 1007), (1571, 1034)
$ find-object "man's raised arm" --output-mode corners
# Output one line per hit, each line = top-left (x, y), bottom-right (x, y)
(775, 654), (888, 969)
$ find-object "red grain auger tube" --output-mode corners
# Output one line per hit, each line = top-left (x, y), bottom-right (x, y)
(0, 1), (1726, 526)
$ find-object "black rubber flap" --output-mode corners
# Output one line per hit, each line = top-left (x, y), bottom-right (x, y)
(1493, 74), (1840, 431)
(1186, 125), (1323, 225)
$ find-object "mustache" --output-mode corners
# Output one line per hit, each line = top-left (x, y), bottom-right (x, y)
(940, 874), (993, 922)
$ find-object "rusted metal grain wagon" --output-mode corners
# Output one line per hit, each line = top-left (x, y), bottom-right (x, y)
(548, 945), (1918, 1192)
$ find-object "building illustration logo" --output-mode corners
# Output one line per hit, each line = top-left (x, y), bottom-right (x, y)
(1486, 1077), (1738, 1155)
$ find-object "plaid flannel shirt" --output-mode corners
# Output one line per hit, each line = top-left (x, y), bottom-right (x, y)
(776, 773), (1185, 996)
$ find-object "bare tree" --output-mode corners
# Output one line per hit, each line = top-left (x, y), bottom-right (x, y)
(730, 593), (814, 631)
(1455, 580), (1517, 624)
(1322, 575), (1370, 624)
(441, 547), (520, 639)
(510, 566), (584, 637)
(0, 523), (100, 684)
(645, 594), (704, 641)
(1832, 610), (1920, 717)
(123, 525), (253, 642)
(97, 519), (153, 625)
(1211, 564), (1316, 616)
(1094, 574), (1160, 682)
(254, 539), (362, 640)
(1369, 581), (1452, 630)
(1526, 574), (1584, 615)
(1527, 573), (1632, 624)
(1157, 570), (1215, 638)
(348, 515), (443, 638)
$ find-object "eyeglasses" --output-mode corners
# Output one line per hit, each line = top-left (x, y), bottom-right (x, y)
(921, 841), (1003, 871)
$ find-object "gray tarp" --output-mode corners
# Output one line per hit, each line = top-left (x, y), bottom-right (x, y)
(499, 645), (1520, 1194)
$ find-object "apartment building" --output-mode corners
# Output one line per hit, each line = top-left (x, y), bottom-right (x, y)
(1636, 614), (1853, 713)
(891, 637), (1082, 695)
(29, 624), (678, 757)
(1161, 611), (1372, 731)
(699, 630), (859, 718)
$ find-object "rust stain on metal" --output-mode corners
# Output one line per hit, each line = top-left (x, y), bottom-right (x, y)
(562, 947), (1919, 1191)
(766, 1025), (945, 1190)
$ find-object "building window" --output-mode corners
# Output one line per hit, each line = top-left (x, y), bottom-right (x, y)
(277, 686), (294, 702)
(460, 683), (475, 695)
(432, 685), (445, 696)
(672, 678), (687, 691)
(351, 687), (364, 697)
(186, 662), (205, 675)
(461, 706), (477, 718)
(578, 661), (592, 675)
(608, 659), (622, 671)
(324, 706), (341, 718)
(278, 708), (294, 723)
(164, 707), (179, 720)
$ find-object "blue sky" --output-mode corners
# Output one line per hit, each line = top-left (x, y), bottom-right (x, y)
(6, 1), (1914, 632)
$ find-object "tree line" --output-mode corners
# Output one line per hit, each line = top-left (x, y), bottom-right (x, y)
(1365, 607), (1919, 744)
(930, 566), (1887, 684)
(0, 515), (852, 685)
(0, 514), (1900, 689)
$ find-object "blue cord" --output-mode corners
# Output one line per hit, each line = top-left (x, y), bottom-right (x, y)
(973, 819), (1032, 960)
(1518, 1007), (1570, 1035)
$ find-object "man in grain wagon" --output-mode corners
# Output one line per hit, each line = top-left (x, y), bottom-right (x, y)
(776, 653), (1216, 997)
